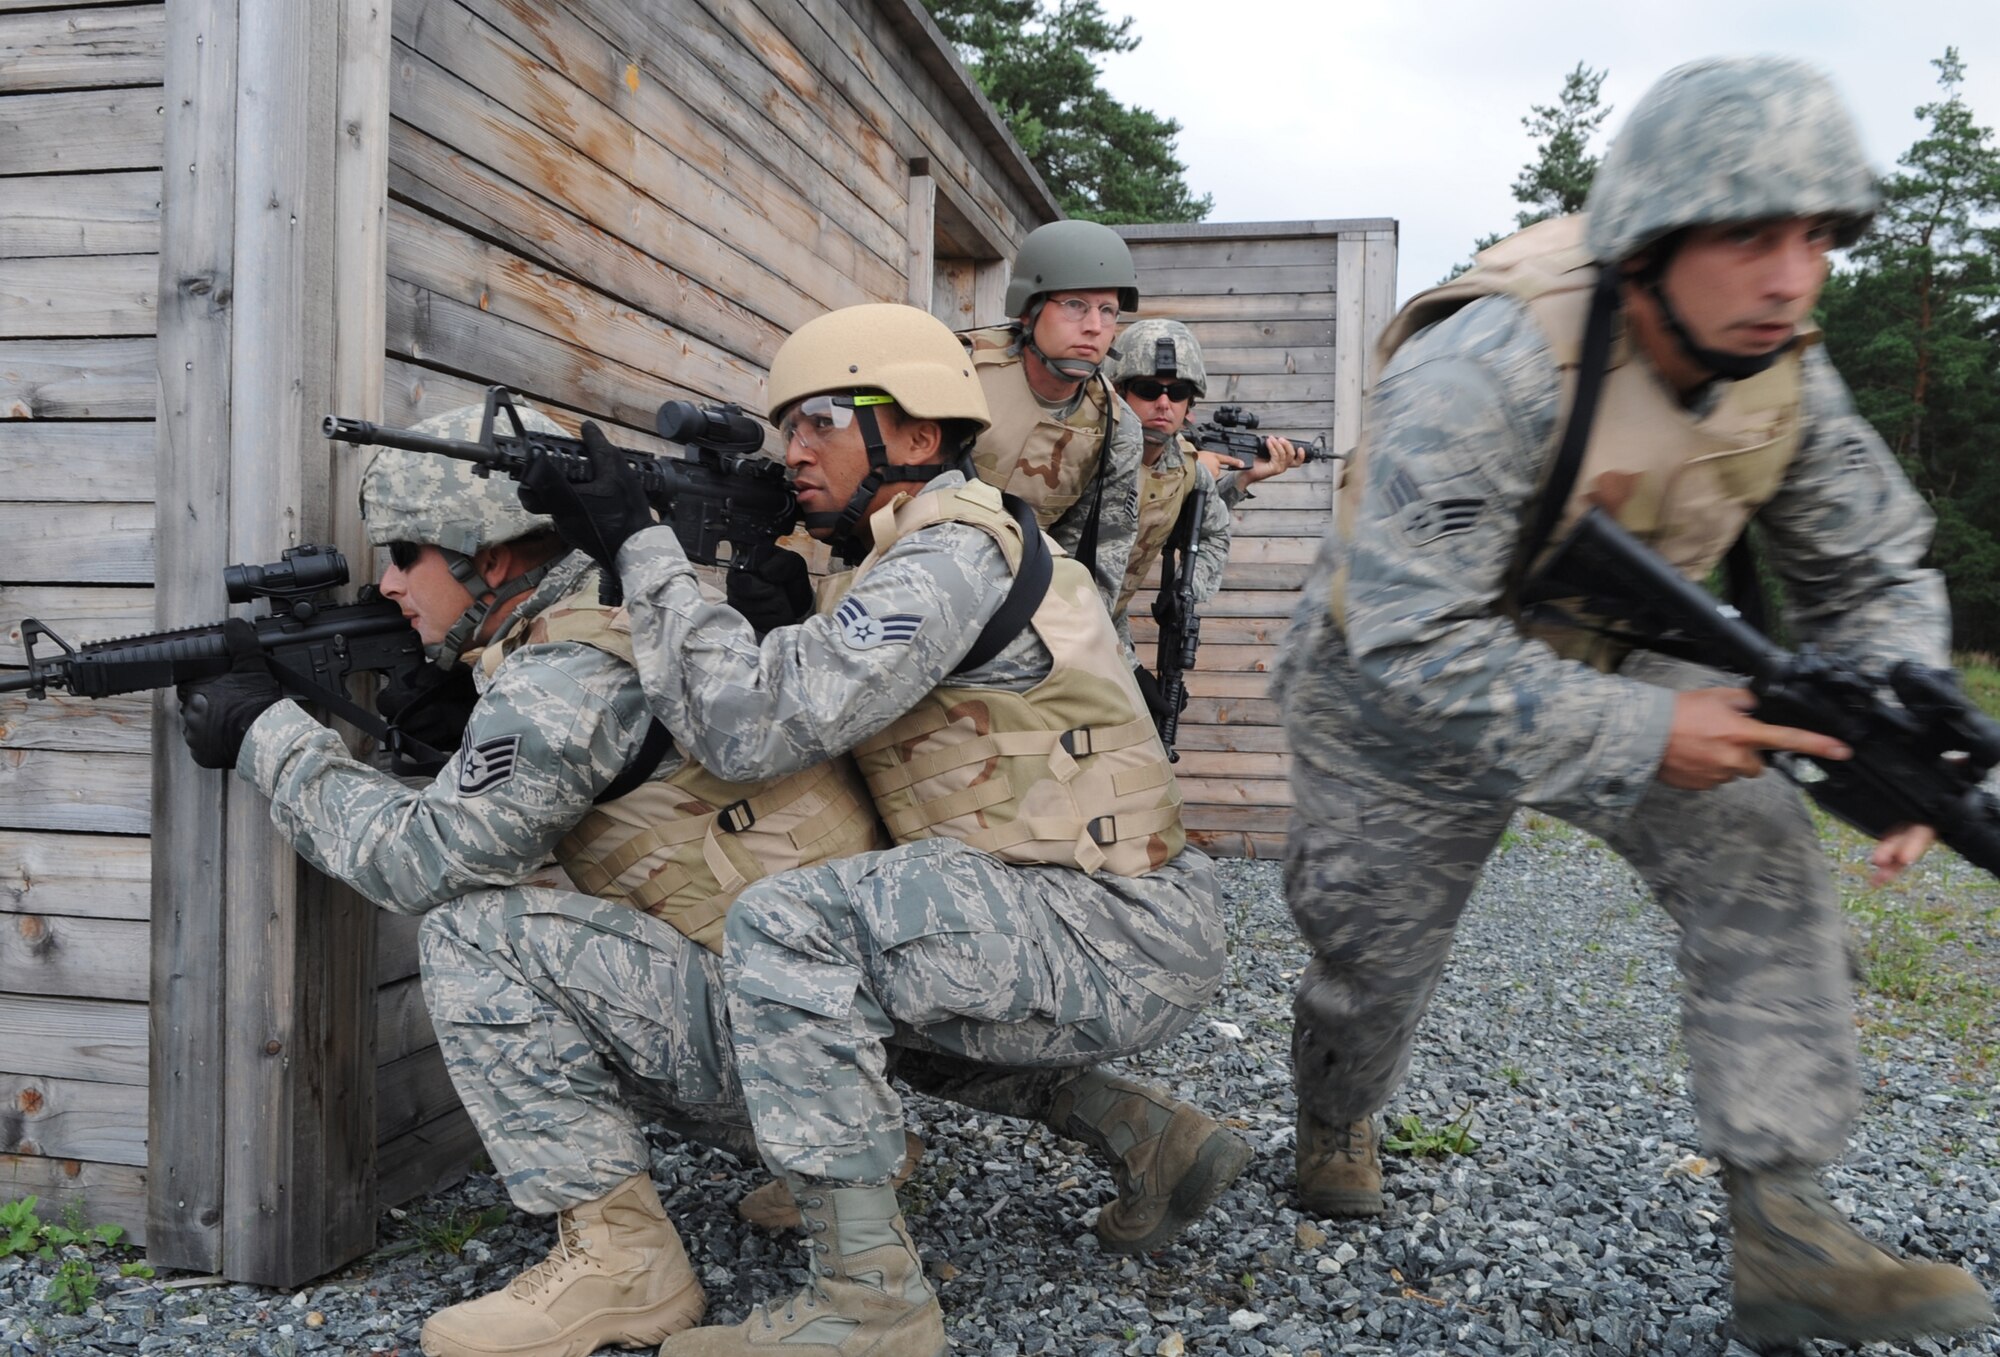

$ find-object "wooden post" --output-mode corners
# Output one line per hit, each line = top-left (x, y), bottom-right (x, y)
(149, 0), (392, 1286)
(905, 160), (936, 309)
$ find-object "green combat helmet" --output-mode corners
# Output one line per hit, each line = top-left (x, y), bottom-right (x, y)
(1004, 219), (1141, 317)
(360, 401), (566, 666)
(1584, 55), (1878, 379)
(1585, 55), (1878, 265)
(1106, 318), (1208, 399)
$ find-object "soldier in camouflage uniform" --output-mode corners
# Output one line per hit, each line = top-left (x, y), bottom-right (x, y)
(1278, 57), (1994, 1347)
(959, 219), (1146, 636)
(172, 404), (885, 1357)
(524, 303), (1241, 1357)
(1106, 318), (1306, 715)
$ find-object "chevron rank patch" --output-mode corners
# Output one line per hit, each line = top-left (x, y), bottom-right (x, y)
(458, 734), (522, 796)
(834, 596), (923, 651)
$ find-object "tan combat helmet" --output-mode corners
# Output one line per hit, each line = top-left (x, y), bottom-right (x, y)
(1585, 55), (1878, 379)
(1105, 318), (1208, 398)
(359, 401), (568, 666)
(768, 303), (991, 546)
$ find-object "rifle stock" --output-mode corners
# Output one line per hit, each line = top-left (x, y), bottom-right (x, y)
(1528, 508), (2000, 877)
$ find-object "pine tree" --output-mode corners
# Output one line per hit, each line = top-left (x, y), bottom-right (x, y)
(1447, 63), (1610, 279)
(924, 0), (1211, 224)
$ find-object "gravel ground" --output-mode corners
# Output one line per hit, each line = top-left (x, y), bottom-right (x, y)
(5, 824), (1999, 1356)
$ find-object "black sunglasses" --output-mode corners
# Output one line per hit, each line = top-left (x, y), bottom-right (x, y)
(388, 541), (423, 571)
(1126, 378), (1195, 403)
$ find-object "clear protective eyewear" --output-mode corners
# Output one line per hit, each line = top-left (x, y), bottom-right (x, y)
(1047, 295), (1122, 326)
(779, 393), (895, 450)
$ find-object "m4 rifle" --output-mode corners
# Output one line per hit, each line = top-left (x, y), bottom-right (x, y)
(1188, 404), (1335, 465)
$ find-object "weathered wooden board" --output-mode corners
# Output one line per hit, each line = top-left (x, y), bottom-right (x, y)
(0, 171), (159, 258)
(0, 420), (153, 499)
(0, 829), (149, 919)
(377, 1043), (461, 1145)
(0, 3), (164, 92)
(1176, 776), (1294, 807)
(379, 358), (679, 460)
(1198, 372), (1336, 404)
(0, 1154), (146, 1246)
(0, 748), (150, 832)
(1135, 292), (1333, 323)
(377, 1105), (478, 1208)
(0, 87), (163, 174)
(0, 993), (147, 1084)
(0, 1073), (147, 1165)
(0, 586), (153, 645)
(1198, 344), (1338, 376)
(0, 910), (148, 1000)
(0, 692), (154, 757)
(0, 337), (155, 417)
(0, 253), (157, 337)
(376, 908), (422, 986)
(1143, 265), (1337, 298)
(386, 203), (767, 409)
(0, 503), (153, 581)
(375, 974), (436, 1069)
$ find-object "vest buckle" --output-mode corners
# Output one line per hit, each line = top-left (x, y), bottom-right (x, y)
(1086, 815), (1116, 846)
(1060, 727), (1095, 758)
(717, 799), (756, 834)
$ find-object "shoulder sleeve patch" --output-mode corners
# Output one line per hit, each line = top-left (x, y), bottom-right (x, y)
(834, 596), (924, 651)
(458, 734), (522, 796)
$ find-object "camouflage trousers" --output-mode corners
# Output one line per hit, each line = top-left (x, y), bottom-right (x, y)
(1285, 651), (1859, 1171)
(724, 837), (1214, 1186)
(418, 887), (747, 1215)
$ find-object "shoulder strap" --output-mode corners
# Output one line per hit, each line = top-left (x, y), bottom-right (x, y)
(1511, 268), (1621, 587)
(956, 492), (1054, 673)
(593, 718), (675, 805)
(1069, 374), (1120, 577)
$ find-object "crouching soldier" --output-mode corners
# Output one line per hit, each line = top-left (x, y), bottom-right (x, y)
(171, 404), (884, 1357)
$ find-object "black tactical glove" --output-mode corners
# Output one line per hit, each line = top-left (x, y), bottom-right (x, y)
(518, 421), (656, 575)
(375, 660), (478, 773)
(726, 548), (815, 639)
(177, 618), (283, 770)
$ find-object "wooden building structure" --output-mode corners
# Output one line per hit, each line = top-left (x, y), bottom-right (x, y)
(0, 0), (1396, 1286)
(1120, 220), (1398, 858)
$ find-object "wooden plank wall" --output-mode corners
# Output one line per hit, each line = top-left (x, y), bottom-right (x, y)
(1118, 220), (1398, 859)
(0, 0), (165, 1244)
(374, 0), (1054, 1201)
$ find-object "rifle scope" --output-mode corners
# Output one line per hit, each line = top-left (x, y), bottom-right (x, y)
(1211, 405), (1260, 430)
(224, 544), (349, 604)
(657, 400), (765, 457)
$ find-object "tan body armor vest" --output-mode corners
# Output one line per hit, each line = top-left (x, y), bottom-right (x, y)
(840, 480), (1186, 876)
(963, 325), (1115, 529)
(483, 591), (886, 950)
(1336, 215), (1810, 664)
(1117, 436), (1200, 618)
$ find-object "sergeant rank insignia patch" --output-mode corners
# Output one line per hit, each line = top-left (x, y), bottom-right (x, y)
(458, 734), (522, 795)
(834, 597), (922, 651)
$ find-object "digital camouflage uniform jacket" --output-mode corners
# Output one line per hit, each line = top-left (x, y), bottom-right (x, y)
(236, 553), (676, 912)
(1279, 293), (1948, 824)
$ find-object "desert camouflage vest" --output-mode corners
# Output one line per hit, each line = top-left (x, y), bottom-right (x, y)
(839, 479), (1186, 876)
(963, 325), (1116, 528)
(483, 591), (885, 951)
(1335, 214), (1809, 666)
(1116, 436), (1201, 618)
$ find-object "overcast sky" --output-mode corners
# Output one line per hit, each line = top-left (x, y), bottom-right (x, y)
(1094, 0), (2000, 302)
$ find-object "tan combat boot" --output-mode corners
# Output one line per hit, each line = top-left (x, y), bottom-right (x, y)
(1728, 1163), (1994, 1348)
(659, 1183), (945, 1357)
(737, 1132), (926, 1232)
(1045, 1070), (1254, 1254)
(1295, 1108), (1384, 1217)
(419, 1173), (704, 1357)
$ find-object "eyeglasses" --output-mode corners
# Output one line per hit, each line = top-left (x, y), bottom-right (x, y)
(779, 393), (895, 449)
(1047, 296), (1122, 325)
(1125, 378), (1195, 403)
(387, 541), (424, 571)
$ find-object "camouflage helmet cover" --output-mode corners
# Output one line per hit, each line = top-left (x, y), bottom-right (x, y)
(360, 402), (563, 555)
(1584, 55), (1879, 264)
(766, 303), (991, 432)
(1105, 318), (1207, 398)
(1004, 219), (1141, 316)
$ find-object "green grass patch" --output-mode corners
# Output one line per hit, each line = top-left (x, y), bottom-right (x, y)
(1955, 651), (2000, 718)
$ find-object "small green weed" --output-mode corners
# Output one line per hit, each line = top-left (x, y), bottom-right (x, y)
(48, 1258), (99, 1315)
(117, 1261), (155, 1280)
(1382, 1109), (1482, 1159)
(0, 1196), (123, 1262)
(1499, 1063), (1526, 1089)
(418, 1204), (509, 1256)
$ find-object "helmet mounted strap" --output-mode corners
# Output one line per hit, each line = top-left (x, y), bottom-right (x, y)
(431, 548), (553, 669)
(1635, 236), (1794, 381)
(1018, 297), (1105, 384)
(809, 397), (949, 559)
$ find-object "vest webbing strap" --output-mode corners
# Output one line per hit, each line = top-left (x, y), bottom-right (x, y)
(1071, 386), (1117, 577)
(955, 492), (1053, 673)
(1512, 268), (1621, 588)
(864, 715), (1159, 796)
(592, 719), (674, 806)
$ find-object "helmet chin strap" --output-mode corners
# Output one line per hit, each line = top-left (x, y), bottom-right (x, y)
(1637, 249), (1795, 381)
(800, 404), (951, 562)
(1016, 300), (1108, 384)
(430, 548), (553, 668)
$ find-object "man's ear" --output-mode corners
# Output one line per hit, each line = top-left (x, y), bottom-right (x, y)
(473, 543), (514, 590)
(902, 416), (944, 463)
